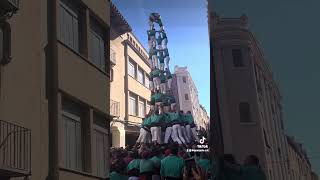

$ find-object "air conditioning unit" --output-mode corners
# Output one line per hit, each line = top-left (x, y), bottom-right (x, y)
(0, 0), (20, 17)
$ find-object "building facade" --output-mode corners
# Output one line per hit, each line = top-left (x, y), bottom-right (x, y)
(287, 136), (314, 180)
(0, 0), (111, 179)
(211, 14), (291, 180)
(110, 5), (151, 147)
(172, 66), (208, 130)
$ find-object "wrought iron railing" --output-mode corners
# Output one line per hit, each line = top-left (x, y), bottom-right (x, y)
(0, 120), (31, 177)
(110, 100), (120, 117)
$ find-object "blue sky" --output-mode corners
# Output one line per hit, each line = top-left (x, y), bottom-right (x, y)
(112, 0), (210, 113)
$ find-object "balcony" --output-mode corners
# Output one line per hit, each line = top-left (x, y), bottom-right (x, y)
(110, 100), (120, 117)
(110, 49), (116, 66)
(0, 0), (20, 17)
(0, 120), (31, 178)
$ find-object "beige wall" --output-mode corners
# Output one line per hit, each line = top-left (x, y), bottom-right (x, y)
(110, 31), (151, 147)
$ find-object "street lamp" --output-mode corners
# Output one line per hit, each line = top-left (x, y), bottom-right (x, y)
(0, 0), (20, 20)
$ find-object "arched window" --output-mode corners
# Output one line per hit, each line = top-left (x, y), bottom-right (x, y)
(239, 102), (252, 123)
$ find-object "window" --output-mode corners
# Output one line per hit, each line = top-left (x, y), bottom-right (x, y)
(129, 93), (137, 116)
(182, 76), (187, 83)
(0, 22), (11, 65)
(146, 102), (150, 115)
(110, 68), (114, 82)
(138, 99), (145, 117)
(145, 74), (150, 88)
(89, 18), (106, 71)
(137, 68), (144, 84)
(185, 94), (189, 100)
(94, 113), (108, 178)
(128, 60), (135, 78)
(239, 102), (252, 122)
(62, 100), (84, 171)
(232, 49), (244, 67)
(59, 0), (80, 52)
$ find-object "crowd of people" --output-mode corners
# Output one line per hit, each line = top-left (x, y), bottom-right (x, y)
(109, 143), (267, 180)
(110, 143), (211, 180)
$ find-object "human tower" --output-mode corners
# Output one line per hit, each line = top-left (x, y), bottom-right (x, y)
(136, 13), (199, 146)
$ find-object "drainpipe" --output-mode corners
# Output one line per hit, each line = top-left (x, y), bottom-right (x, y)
(47, 0), (59, 179)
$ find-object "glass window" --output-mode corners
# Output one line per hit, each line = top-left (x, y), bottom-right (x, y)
(89, 18), (106, 71)
(232, 49), (244, 67)
(239, 102), (252, 122)
(137, 68), (144, 84)
(146, 102), (150, 116)
(185, 94), (189, 100)
(94, 114), (108, 178)
(182, 76), (187, 83)
(128, 60), (135, 77)
(145, 74), (150, 88)
(138, 99), (145, 117)
(62, 101), (83, 171)
(129, 93), (137, 116)
(59, 0), (80, 52)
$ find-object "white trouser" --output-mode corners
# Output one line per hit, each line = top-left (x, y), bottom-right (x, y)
(149, 80), (154, 91)
(164, 126), (172, 144)
(151, 126), (162, 144)
(152, 55), (158, 68)
(153, 77), (160, 90)
(186, 125), (192, 141)
(148, 37), (156, 49)
(172, 124), (186, 145)
(162, 38), (168, 49)
(151, 105), (155, 111)
(165, 56), (170, 70)
(181, 126), (190, 144)
(167, 78), (172, 90)
(160, 83), (166, 94)
(192, 127), (199, 142)
(160, 63), (164, 71)
(158, 45), (162, 50)
(137, 128), (149, 143)
(171, 125), (182, 144)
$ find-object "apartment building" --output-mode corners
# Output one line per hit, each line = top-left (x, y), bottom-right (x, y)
(211, 14), (291, 180)
(287, 136), (314, 180)
(172, 66), (208, 130)
(0, 0), (111, 179)
(110, 4), (151, 147)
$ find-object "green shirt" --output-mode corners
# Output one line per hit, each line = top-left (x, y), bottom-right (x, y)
(142, 117), (151, 127)
(197, 159), (211, 172)
(241, 166), (267, 180)
(160, 155), (185, 178)
(156, 37), (163, 45)
(185, 114), (195, 124)
(140, 159), (154, 173)
(160, 31), (167, 39)
(167, 96), (176, 104)
(153, 69), (160, 77)
(149, 48), (157, 56)
(160, 73), (166, 83)
(167, 112), (180, 122)
(150, 114), (163, 124)
(150, 156), (162, 168)
(147, 29), (156, 37)
(110, 171), (128, 180)
(127, 159), (141, 171)
(154, 93), (163, 102)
